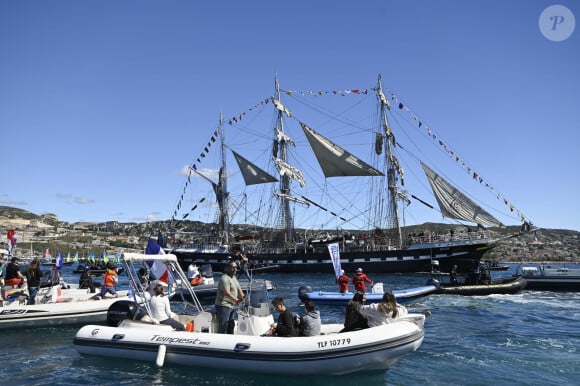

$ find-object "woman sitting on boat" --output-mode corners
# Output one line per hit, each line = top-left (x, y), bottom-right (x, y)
(299, 300), (321, 337)
(149, 283), (185, 331)
(340, 292), (369, 332)
(361, 291), (408, 327)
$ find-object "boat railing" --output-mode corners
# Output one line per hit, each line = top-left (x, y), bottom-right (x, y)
(121, 253), (204, 317)
(405, 229), (493, 245)
(172, 241), (229, 253)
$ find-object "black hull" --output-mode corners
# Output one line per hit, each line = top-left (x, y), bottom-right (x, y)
(430, 277), (527, 296)
(521, 277), (580, 291)
(172, 239), (496, 274)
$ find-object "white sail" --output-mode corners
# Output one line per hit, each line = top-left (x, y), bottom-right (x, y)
(421, 162), (503, 227)
(231, 150), (278, 186)
(301, 122), (384, 178)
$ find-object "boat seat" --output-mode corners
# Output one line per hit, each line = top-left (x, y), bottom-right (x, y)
(193, 311), (213, 333)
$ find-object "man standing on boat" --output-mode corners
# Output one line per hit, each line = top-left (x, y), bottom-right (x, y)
(337, 269), (351, 293)
(215, 261), (245, 334)
(353, 268), (373, 292)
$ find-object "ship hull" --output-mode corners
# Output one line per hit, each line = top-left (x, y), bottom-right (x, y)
(172, 239), (496, 274)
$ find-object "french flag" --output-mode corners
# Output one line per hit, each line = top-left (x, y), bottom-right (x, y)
(7, 229), (16, 255)
(145, 237), (169, 284)
(55, 250), (63, 269)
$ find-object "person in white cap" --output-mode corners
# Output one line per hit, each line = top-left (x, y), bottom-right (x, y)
(353, 267), (373, 292)
(336, 269), (351, 293)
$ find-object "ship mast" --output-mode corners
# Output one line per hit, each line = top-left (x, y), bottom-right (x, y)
(217, 113), (229, 245)
(377, 74), (403, 248)
(274, 75), (294, 244)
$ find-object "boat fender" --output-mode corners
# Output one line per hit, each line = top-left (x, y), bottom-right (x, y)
(298, 286), (313, 302)
(185, 320), (195, 332)
(156, 344), (166, 368)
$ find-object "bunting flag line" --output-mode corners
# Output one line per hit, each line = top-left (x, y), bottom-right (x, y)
(227, 97), (273, 125)
(387, 89), (527, 222)
(171, 129), (221, 222)
(281, 88), (370, 96)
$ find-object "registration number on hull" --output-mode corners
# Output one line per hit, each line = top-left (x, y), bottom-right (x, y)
(317, 338), (351, 348)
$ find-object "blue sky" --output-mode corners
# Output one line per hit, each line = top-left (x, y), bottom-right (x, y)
(1, 1), (578, 231)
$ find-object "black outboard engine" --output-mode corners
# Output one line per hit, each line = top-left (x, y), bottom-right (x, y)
(106, 300), (145, 326)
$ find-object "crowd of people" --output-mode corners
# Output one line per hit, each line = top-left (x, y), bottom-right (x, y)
(2, 253), (407, 338)
(0, 255), (120, 305)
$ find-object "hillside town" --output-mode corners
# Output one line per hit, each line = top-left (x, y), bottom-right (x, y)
(1, 206), (578, 263)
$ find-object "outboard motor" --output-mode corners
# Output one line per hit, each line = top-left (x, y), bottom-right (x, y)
(106, 300), (145, 326)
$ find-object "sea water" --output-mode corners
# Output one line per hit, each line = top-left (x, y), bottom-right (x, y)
(0, 265), (578, 385)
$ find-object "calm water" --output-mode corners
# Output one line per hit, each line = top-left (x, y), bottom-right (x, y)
(1, 264), (578, 385)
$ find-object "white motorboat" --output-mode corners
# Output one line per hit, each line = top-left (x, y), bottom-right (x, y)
(74, 253), (426, 374)
(0, 283), (129, 329)
(516, 264), (580, 291)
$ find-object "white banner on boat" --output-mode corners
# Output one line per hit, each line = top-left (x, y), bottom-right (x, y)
(327, 242), (342, 279)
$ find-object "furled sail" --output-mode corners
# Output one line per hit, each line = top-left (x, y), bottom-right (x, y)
(231, 150), (278, 186)
(300, 122), (384, 178)
(421, 162), (503, 227)
(272, 97), (292, 117)
(273, 192), (310, 206)
(273, 157), (306, 187)
(377, 89), (391, 110)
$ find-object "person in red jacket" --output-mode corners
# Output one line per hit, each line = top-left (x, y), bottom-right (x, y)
(353, 268), (373, 292)
(100, 264), (119, 299)
(336, 270), (351, 293)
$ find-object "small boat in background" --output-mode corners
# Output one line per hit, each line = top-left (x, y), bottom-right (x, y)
(0, 270), (130, 329)
(428, 276), (527, 296)
(483, 261), (510, 271)
(297, 283), (438, 306)
(516, 264), (580, 291)
(41, 248), (55, 266)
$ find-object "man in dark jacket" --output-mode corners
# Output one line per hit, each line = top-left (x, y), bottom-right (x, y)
(267, 296), (297, 337)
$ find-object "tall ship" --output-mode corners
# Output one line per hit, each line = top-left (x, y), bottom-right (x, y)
(166, 75), (532, 274)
